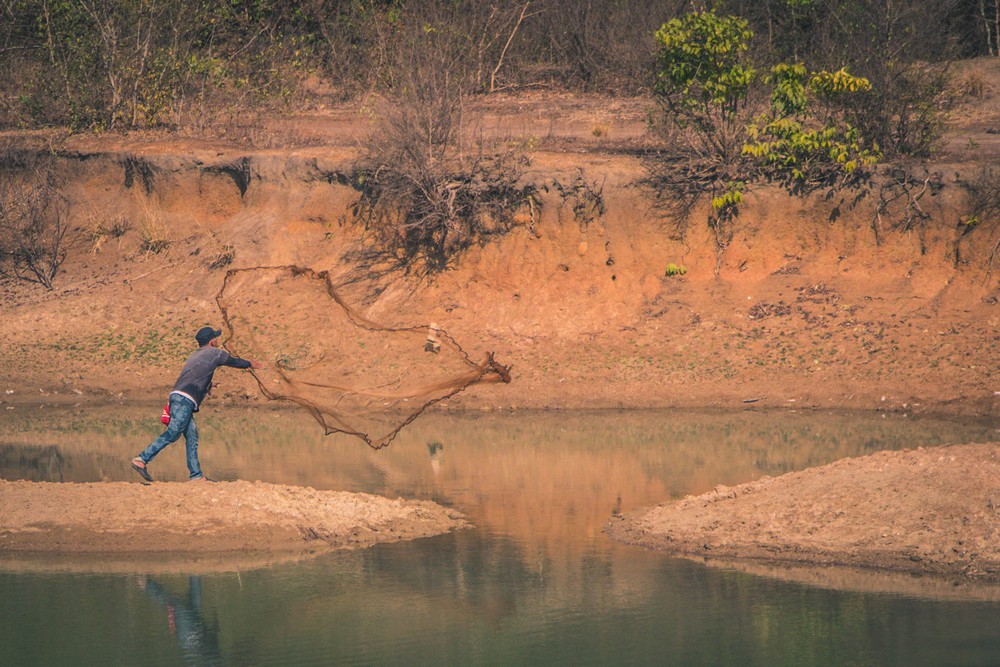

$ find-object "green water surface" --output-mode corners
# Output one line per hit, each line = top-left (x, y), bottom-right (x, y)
(1, 405), (999, 666)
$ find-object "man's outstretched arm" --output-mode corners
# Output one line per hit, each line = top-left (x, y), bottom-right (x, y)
(222, 352), (264, 370)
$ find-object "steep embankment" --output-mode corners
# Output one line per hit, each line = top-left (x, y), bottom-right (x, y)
(0, 92), (997, 415)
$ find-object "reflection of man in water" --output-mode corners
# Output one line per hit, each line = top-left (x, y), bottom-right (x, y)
(428, 441), (444, 477)
(139, 575), (222, 665)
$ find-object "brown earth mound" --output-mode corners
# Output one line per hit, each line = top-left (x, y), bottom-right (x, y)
(0, 479), (468, 558)
(608, 442), (1000, 582)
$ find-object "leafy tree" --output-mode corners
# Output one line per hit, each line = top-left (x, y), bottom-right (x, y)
(647, 10), (879, 259)
(717, 0), (957, 159)
(744, 64), (881, 194)
(653, 10), (757, 164)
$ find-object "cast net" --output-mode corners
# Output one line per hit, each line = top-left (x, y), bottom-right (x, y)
(216, 265), (510, 449)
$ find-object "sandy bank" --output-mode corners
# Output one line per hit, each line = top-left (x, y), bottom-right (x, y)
(0, 479), (469, 559)
(608, 442), (1000, 582)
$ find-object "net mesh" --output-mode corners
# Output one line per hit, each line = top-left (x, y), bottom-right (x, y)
(216, 265), (511, 449)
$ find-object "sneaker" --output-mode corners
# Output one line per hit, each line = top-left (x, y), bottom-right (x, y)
(187, 475), (216, 483)
(131, 457), (153, 482)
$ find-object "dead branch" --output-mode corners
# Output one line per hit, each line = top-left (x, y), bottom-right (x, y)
(489, 1), (541, 93)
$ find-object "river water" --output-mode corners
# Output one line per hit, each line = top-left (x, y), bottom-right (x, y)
(1, 405), (999, 666)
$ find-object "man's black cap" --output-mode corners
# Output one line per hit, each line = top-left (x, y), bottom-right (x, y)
(195, 326), (222, 345)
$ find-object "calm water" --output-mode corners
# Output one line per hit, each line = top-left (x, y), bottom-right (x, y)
(1, 405), (1000, 666)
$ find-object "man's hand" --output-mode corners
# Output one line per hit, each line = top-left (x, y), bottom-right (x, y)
(249, 359), (267, 370)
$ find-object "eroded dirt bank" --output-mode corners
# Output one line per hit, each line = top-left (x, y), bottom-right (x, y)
(608, 442), (1000, 582)
(0, 144), (996, 418)
(0, 93), (998, 418)
(0, 479), (468, 557)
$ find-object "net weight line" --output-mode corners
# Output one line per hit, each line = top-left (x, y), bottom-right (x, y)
(215, 265), (511, 449)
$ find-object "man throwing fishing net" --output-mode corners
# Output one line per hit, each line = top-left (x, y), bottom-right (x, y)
(131, 326), (263, 482)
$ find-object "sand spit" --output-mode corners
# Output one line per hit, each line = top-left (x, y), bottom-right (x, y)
(609, 443), (1000, 584)
(0, 479), (469, 561)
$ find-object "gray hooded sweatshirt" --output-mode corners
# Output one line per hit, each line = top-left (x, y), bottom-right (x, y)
(170, 346), (251, 410)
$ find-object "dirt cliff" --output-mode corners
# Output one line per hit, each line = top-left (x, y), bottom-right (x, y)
(0, 86), (997, 416)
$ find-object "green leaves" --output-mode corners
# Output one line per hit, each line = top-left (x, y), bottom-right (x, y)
(648, 11), (881, 252)
(711, 183), (744, 212)
(766, 63), (808, 116)
(744, 64), (880, 192)
(809, 68), (872, 97)
(664, 262), (687, 277)
(654, 11), (756, 120)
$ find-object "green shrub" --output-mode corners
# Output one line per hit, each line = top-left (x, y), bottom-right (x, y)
(664, 262), (687, 276)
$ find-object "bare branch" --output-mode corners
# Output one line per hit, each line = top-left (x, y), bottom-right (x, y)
(489, 2), (540, 93)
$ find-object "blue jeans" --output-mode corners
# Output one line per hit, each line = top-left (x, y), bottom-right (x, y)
(137, 394), (202, 479)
